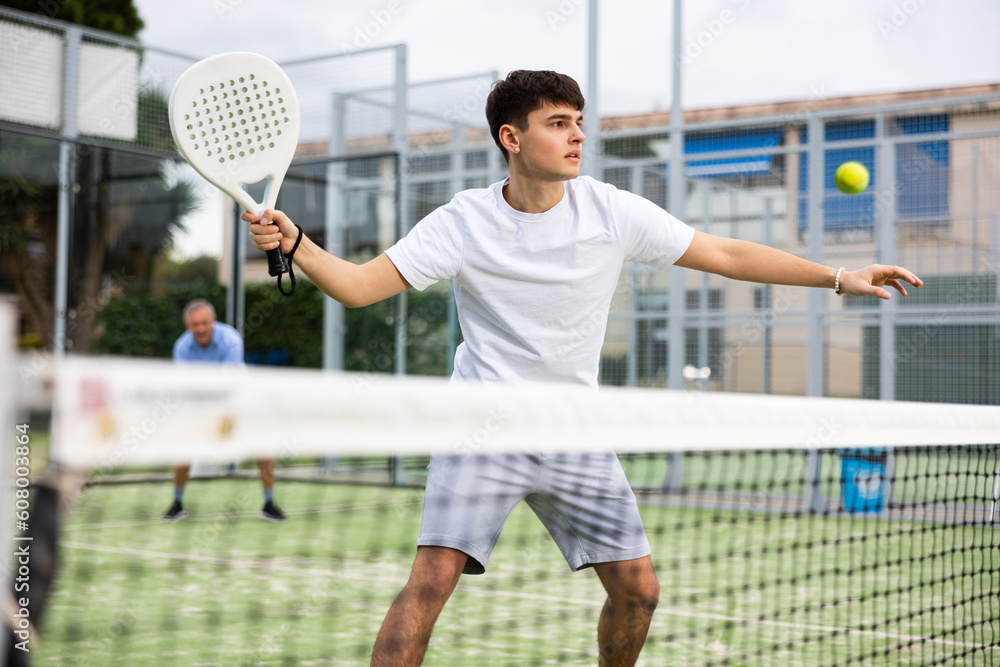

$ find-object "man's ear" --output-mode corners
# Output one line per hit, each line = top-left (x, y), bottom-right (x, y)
(498, 124), (520, 155)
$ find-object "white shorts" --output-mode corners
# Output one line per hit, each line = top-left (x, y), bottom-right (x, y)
(417, 452), (651, 574)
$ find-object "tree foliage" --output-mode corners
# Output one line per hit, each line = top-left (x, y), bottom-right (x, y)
(0, 0), (144, 38)
(0, 128), (197, 350)
(155, 254), (220, 286)
(0, 0), (206, 352)
(93, 281), (455, 377)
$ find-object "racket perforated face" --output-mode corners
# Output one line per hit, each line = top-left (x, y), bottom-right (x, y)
(169, 52), (301, 214)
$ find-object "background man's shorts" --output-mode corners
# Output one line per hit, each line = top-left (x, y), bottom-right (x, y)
(417, 451), (651, 574)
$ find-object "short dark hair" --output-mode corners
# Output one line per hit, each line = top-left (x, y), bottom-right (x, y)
(485, 70), (585, 163)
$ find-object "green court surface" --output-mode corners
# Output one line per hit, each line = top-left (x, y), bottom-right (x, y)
(33, 472), (998, 666)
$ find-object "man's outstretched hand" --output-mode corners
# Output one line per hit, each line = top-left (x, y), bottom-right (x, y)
(839, 265), (923, 300)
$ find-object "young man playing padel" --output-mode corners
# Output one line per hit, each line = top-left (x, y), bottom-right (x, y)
(244, 70), (921, 666)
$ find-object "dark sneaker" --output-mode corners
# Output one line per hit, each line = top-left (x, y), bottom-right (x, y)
(162, 500), (187, 522)
(259, 500), (287, 523)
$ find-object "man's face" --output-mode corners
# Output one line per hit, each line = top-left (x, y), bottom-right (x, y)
(513, 102), (585, 181)
(186, 306), (215, 347)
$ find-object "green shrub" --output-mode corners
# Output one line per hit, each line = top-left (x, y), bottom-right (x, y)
(93, 281), (455, 376)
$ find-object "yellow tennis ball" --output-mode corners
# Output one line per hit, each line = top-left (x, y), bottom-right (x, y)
(835, 161), (870, 195)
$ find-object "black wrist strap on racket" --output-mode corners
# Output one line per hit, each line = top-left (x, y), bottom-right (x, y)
(277, 224), (303, 297)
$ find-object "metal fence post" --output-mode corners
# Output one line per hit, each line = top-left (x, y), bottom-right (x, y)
(53, 27), (81, 356)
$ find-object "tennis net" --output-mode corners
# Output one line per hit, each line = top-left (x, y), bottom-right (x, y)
(8, 356), (1000, 666)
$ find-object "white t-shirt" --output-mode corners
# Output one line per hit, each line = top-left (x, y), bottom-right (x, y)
(385, 176), (695, 387)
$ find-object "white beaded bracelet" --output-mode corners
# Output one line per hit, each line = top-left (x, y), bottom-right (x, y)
(834, 267), (845, 296)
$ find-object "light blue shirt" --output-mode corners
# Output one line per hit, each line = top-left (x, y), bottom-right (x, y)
(173, 322), (244, 366)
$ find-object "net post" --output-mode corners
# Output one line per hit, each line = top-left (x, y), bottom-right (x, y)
(875, 111), (898, 401)
(583, 0), (601, 180)
(662, 453), (684, 494)
(323, 93), (348, 374)
(761, 196), (774, 395)
(321, 96), (349, 477)
(805, 114), (824, 398)
(626, 268), (639, 387)
(53, 26), (82, 358)
(805, 449), (826, 514)
(445, 284), (458, 376)
(392, 42), (409, 379)
(391, 43), (410, 485)
(666, 0), (686, 392)
(883, 447), (895, 510)
(444, 102), (464, 375)
(990, 467), (999, 523)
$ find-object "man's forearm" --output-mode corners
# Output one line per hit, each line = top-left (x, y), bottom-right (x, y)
(720, 239), (839, 289)
(676, 232), (920, 300)
(289, 235), (409, 308)
(678, 233), (838, 289)
(287, 235), (367, 306)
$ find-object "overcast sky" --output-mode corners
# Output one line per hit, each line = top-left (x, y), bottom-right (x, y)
(136, 0), (999, 114)
(133, 0), (1000, 256)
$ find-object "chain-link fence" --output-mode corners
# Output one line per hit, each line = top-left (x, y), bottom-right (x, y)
(594, 92), (1000, 403)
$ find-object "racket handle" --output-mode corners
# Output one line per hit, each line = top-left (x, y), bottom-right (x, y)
(266, 246), (289, 276)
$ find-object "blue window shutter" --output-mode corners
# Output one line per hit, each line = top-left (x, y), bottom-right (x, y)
(895, 114), (949, 222)
(798, 119), (876, 235)
(684, 127), (782, 178)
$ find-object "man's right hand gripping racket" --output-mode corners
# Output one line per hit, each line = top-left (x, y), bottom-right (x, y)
(169, 52), (302, 295)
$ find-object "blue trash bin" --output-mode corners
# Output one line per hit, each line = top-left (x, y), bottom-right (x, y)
(840, 448), (887, 513)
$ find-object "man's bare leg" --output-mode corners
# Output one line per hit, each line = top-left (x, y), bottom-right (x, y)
(257, 458), (275, 491)
(370, 546), (467, 666)
(593, 556), (660, 667)
(173, 464), (190, 488)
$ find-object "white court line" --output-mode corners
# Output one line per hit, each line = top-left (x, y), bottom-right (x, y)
(475, 581), (1000, 653)
(61, 499), (418, 532)
(60, 541), (351, 572)
(59, 541), (999, 654)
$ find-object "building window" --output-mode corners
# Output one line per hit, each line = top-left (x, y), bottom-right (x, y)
(684, 289), (724, 381)
(894, 114), (949, 224)
(684, 127), (783, 179)
(798, 120), (876, 237)
(797, 115), (950, 236)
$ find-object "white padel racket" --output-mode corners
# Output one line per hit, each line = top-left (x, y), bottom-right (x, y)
(169, 52), (301, 290)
